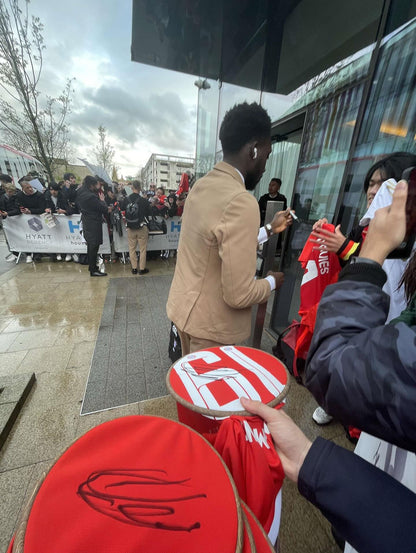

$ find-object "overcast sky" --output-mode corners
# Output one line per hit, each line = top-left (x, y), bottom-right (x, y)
(32, 0), (199, 177)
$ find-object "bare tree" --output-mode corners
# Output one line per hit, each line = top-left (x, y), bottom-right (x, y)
(93, 125), (115, 174)
(111, 164), (120, 182)
(0, 0), (73, 180)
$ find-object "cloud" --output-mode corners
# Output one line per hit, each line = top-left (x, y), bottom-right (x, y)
(69, 84), (195, 154)
(12, 0), (198, 175)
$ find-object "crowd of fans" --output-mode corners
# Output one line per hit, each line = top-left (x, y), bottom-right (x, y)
(0, 171), (190, 264)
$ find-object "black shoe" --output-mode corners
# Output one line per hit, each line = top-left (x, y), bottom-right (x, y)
(132, 268), (138, 274)
(139, 268), (149, 275)
(90, 271), (107, 277)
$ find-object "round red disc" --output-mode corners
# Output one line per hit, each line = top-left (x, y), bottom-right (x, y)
(24, 416), (242, 553)
(168, 346), (288, 414)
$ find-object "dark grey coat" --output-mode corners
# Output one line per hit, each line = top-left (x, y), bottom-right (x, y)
(305, 261), (416, 452)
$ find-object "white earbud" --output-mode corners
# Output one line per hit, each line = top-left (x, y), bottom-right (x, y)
(253, 147), (258, 159)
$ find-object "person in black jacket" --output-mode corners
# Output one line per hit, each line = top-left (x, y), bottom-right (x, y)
(16, 179), (46, 215)
(258, 178), (287, 226)
(0, 183), (20, 262)
(45, 183), (74, 215)
(61, 172), (78, 208)
(0, 183), (20, 217)
(76, 176), (111, 277)
(241, 180), (416, 553)
(122, 180), (151, 275)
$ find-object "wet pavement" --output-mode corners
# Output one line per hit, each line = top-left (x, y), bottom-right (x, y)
(0, 233), (350, 552)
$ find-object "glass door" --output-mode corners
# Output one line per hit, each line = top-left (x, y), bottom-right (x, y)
(270, 82), (365, 334)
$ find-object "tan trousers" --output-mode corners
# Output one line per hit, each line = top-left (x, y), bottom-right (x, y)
(177, 328), (229, 356)
(127, 226), (148, 270)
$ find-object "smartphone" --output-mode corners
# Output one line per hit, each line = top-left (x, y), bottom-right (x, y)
(387, 167), (416, 259)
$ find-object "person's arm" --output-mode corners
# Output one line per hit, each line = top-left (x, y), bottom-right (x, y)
(241, 398), (416, 553)
(257, 208), (293, 245)
(310, 219), (363, 264)
(58, 196), (71, 215)
(300, 438), (416, 553)
(305, 181), (416, 449)
(89, 193), (111, 215)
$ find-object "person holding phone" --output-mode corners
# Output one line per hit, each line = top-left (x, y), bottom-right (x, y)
(76, 176), (112, 277)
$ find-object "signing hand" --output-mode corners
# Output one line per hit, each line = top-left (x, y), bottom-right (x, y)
(271, 208), (293, 234)
(360, 179), (408, 264)
(267, 271), (284, 289)
(240, 397), (312, 483)
(312, 217), (328, 231)
(310, 224), (346, 253)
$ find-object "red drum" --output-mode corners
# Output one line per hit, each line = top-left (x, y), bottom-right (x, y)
(166, 346), (288, 544)
(12, 416), (244, 553)
(166, 345), (290, 437)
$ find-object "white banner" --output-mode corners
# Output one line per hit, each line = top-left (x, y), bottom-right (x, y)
(113, 216), (182, 252)
(3, 214), (111, 254)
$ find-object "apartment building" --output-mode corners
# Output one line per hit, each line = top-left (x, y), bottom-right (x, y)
(141, 153), (194, 190)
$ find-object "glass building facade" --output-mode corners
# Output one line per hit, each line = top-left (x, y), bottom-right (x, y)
(131, 0), (416, 334)
(191, 0), (416, 333)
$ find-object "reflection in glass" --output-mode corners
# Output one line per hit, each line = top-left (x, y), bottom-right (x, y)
(270, 83), (364, 332)
(296, 84), (364, 223)
(260, 91), (295, 123)
(195, 79), (220, 178)
(340, 17), (416, 234)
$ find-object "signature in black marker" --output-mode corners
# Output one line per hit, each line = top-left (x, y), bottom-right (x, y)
(77, 468), (207, 531)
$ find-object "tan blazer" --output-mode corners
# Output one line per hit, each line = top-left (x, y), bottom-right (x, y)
(167, 162), (271, 344)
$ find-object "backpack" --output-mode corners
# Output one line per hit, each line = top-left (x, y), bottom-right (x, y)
(125, 197), (145, 228)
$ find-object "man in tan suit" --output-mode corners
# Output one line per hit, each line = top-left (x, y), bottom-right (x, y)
(167, 102), (292, 355)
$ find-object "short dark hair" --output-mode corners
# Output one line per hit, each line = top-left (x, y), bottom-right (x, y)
(0, 173), (13, 184)
(270, 178), (282, 187)
(64, 172), (75, 181)
(82, 175), (98, 189)
(49, 182), (60, 191)
(219, 102), (271, 155)
(132, 180), (141, 191)
(157, 186), (165, 194)
(19, 175), (33, 184)
(364, 152), (416, 192)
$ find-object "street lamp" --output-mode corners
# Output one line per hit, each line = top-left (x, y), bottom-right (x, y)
(194, 78), (211, 178)
(194, 78), (211, 90)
